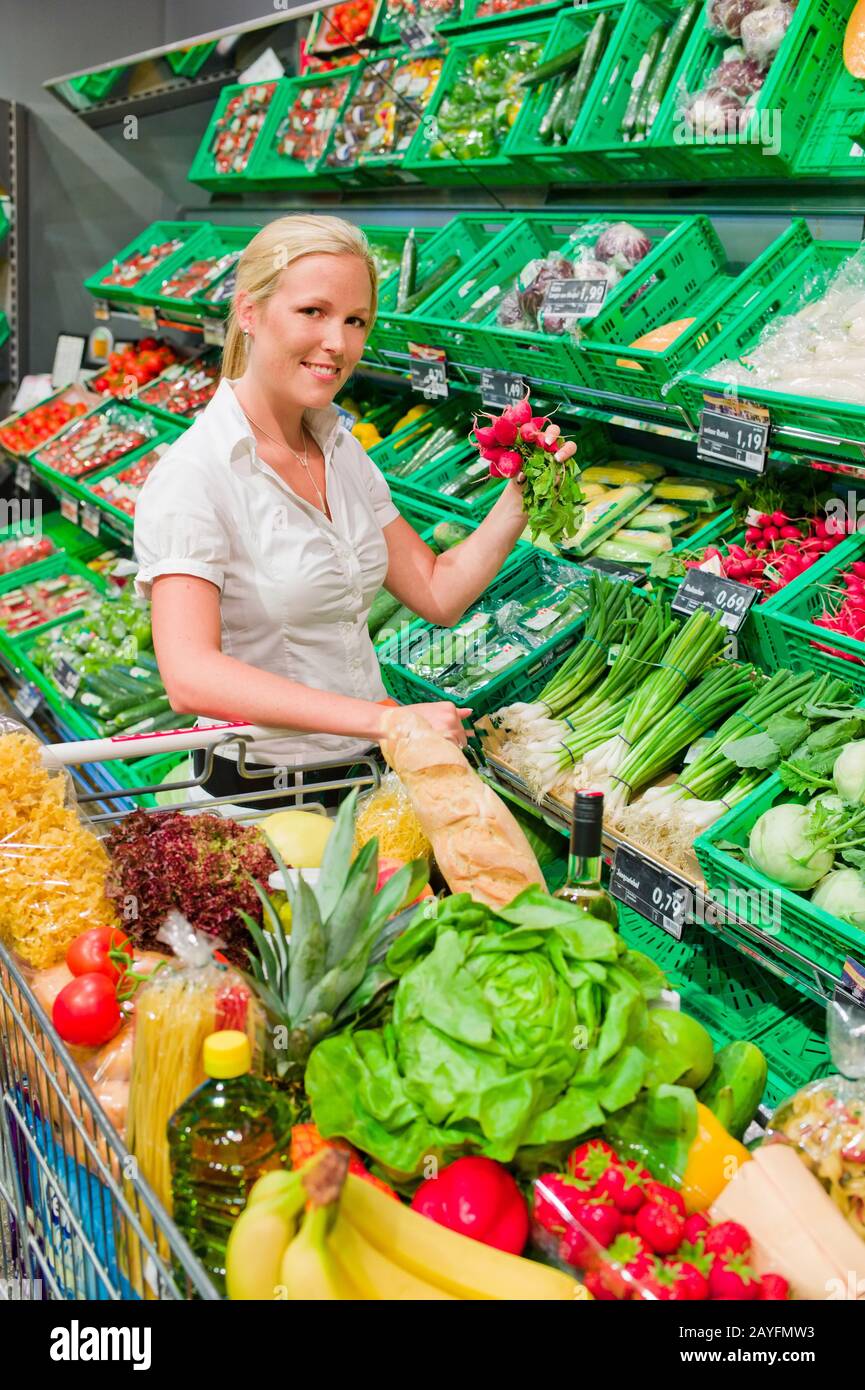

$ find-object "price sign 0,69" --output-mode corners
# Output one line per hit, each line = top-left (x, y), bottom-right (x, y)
(672, 568), (758, 634)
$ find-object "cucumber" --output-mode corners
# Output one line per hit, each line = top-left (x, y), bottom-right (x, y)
(368, 588), (402, 638)
(432, 520), (472, 550)
(396, 229), (417, 313)
(642, 0), (700, 138)
(122, 708), (187, 736)
(538, 75), (569, 145)
(621, 26), (665, 142)
(556, 12), (609, 144)
(108, 695), (170, 731)
(520, 38), (588, 90)
(402, 254), (461, 312)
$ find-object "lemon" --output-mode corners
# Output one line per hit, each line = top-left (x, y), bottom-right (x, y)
(260, 809), (333, 868)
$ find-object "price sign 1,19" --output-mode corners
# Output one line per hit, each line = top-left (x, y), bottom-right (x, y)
(697, 401), (769, 473)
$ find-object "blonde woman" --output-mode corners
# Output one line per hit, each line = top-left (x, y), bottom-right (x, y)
(134, 214), (576, 806)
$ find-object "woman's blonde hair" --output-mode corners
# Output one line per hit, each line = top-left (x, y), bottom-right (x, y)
(221, 214), (379, 378)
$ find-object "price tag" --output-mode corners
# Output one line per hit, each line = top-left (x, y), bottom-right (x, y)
(137, 304), (158, 329)
(202, 318), (226, 347)
(59, 494), (79, 526)
(53, 657), (81, 701)
(672, 568), (758, 634)
(609, 845), (689, 941)
(15, 461), (31, 492)
(698, 394), (769, 473)
(480, 369), (527, 412)
(13, 682), (43, 719)
(81, 502), (101, 538)
(51, 334), (86, 391)
(93, 300), (111, 322)
(544, 278), (608, 320)
(335, 405), (356, 429)
(578, 555), (647, 587)
(401, 18), (436, 49)
(409, 344), (448, 400)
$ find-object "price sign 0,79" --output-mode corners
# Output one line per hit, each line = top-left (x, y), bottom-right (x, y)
(609, 845), (689, 940)
(672, 568), (758, 634)
(409, 344), (448, 401)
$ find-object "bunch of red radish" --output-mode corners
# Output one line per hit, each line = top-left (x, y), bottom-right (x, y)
(471, 397), (558, 478)
(684, 508), (852, 599)
(812, 559), (865, 664)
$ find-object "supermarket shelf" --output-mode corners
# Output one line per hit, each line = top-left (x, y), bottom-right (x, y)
(479, 758), (858, 1010)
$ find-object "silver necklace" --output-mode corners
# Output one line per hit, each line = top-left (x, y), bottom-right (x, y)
(244, 411), (329, 517)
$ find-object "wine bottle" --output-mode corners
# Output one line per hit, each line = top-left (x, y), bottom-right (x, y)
(554, 789), (618, 926)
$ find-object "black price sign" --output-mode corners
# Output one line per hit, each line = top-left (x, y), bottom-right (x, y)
(672, 568), (758, 634)
(480, 369), (527, 412)
(698, 397), (769, 473)
(53, 657), (81, 701)
(13, 682), (42, 719)
(410, 357), (448, 400)
(579, 555), (647, 588)
(610, 845), (689, 941)
(401, 18), (436, 49)
(544, 278), (608, 320)
(15, 461), (31, 492)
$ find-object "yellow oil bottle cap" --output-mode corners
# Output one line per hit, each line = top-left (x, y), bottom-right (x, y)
(203, 1030), (251, 1079)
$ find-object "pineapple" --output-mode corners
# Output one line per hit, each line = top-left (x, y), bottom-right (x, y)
(243, 788), (428, 1088)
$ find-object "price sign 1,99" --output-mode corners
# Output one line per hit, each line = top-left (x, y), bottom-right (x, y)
(609, 845), (690, 940)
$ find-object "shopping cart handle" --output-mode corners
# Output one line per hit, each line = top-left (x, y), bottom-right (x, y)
(40, 721), (292, 769)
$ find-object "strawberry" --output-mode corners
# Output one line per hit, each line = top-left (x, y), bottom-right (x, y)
(640, 1262), (677, 1301)
(622, 1157), (653, 1184)
(559, 1198), (622, 1268)
(758, 1273), (790, 1301)
(584, 1268), (617, 1301)
(533, 1173), (591, 1236)
(620, 1212), (638, 1233)
(683, 1212), (711, 1245)
(705, 1220), (751, 1259)
(635, 1200), (684, 1256)
(600, 1233), (653, 1299)
(709, 1254), (761, 1301)
(568, 1138), (618, 1183)
(593, 1162), (646, 1213)
(643, 1180), (685, 1216)
(667, 1260), (710, 1301)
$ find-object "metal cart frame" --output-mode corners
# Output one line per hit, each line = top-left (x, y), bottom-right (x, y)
(0, 725), (380, 1301)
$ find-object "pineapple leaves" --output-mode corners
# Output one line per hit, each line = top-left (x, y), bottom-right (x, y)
(322, 838), (378, 971)
(315, 788), (361, 923)
(288, 875), (327, 1021)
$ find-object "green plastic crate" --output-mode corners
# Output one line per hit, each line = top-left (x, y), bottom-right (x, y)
(83, 222), (207, 308)
(347, 52), (447, 185)
(450, 0), (568, 30)
(188, 80), (283, 192)
(402, 443), (507, 522)
(369, 213), (509, 363)
(75, 417), (188, 538)
(391, 486), (459, 531)
(573, 0), (701, 183)
(504, 1), (627, 184)
(69, 67), (126, 102)
(370, 395), (466, 475)
(0, 512), (101, 565)
(164, 41), (218, 77)
(30, 399), (167, 495)
(245, 67), (361, 190)
(401, 15), (556, 187)
(676, 223), (865, 465)
(0, 552), (110, 667)
(0, 384), (102, 462)
(134, 224), (258, 320)
(378, 548), (591, 715)
(136, 348), (222, 427)
(649, 0), (849, 180)
(795, 63), (865, 179)
(0, 313), (8, 353)
(695, 772), (865, 993)
(363, 224), (436, 313)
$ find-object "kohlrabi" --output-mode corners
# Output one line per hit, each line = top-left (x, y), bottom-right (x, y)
(834, 740), (865, 804)
(811, 868), (865, 927)
(749, 803), (835, 890)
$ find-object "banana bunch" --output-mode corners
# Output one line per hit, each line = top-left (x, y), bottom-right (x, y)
(226, 1150), (587, 1301)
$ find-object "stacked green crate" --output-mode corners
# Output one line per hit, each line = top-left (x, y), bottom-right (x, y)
(188, 80), (283, 192)
(29, 399), (169, 502)
(794, 63), (865, 179)
(164, 42), (218, 77)
(0, 553), (110, 676)
(74, 417), (188, 543)
(134, 224), (258, 322)
(246, 67), (363, 190)
(83, 222), (207, 308)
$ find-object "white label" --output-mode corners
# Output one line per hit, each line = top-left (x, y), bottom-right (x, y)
(13, 682), (42, 718)
(524, 606), (559, 632)
(454, 611), (488, 637)
(202, 318), (226, 347)
(486, 642), (523, 673)
(137, 305), (157, 329)
(51, 334), (86, 392)
(238, 47), (285, 83)
(605, 641), (621, 665)
(15, 461), (31, 491)
(59, 495), (79, 525)
(81, 503), (101, 538)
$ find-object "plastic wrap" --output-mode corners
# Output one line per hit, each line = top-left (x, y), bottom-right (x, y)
(353, 771), (433, 863)
(704, 246), (865, 407)
(706, 0), (771, 39)
(740, 0), (797, 63)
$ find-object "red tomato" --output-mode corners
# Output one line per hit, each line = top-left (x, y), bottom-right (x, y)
(53, 974), (123, 1047)
(66, 926), (133, 984)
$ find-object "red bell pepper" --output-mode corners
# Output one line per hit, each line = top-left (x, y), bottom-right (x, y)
(410, 1156), (529, 1255)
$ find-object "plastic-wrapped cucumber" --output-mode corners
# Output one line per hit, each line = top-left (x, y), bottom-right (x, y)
(556, 12), (609, 143)
(396, 229), (417, 313)
(622, 27), (665, 141)
(431, 520), (472, 549)
(368, 588), (402, 638)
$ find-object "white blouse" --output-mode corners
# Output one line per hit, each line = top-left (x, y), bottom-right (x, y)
(133, 377), (399, 766)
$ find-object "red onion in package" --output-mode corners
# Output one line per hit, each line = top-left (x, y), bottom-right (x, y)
(740, 0), (797, 65)
(594, 222), (652, 271)
(708, 54), (766, 95)
(683, 88), (748, 137)
(706, 0), (771, 40)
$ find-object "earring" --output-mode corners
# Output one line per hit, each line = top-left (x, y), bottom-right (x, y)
(242, 329), (250, 337)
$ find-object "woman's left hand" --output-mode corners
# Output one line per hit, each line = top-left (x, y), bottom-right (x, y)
(516, 422), (577, 485)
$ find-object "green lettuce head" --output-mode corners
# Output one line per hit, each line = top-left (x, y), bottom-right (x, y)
(306, 890), (671, 1179)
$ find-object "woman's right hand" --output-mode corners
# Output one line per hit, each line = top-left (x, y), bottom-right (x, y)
(402, 701), (473, 748)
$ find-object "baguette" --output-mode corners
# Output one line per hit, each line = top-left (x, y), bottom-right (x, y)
(378, 708), (543, 908)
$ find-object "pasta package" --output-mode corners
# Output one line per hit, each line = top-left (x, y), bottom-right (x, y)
(0, 724), (119, 968)
(378, 707), (543, 907)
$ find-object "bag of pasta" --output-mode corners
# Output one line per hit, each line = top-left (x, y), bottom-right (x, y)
(0, 719), (118, 969)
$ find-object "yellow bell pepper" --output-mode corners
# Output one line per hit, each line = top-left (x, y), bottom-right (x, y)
(681, 1102), (752, 1213)
(352, 422), (383, 447)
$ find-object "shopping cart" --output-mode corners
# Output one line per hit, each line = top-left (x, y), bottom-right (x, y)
(0, 721), (381, 1301)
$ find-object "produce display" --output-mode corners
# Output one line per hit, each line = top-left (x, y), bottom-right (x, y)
(0, 533), (55, 575)
(385, 0), (459, 20)
(0, 570), (101, 635)
(207, 83), (278, 177)
(428, 41), (542, 161)
(619, 0), (702, 142)
(87, 442), (171, 519)
(521, 10), (617, 146)
(314, 0), (378, 47)
(137, 355), (221, 418)
(98, 236), (184, 290)
(0, 395), (89, 456)
(683, 0), (798, 139)
(346, 54), (443, 164)
(158, 252), (241, 303)
(33, 403), (158, 479)
(275, 75), (353, 169)
(91, 338), (180, 396)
